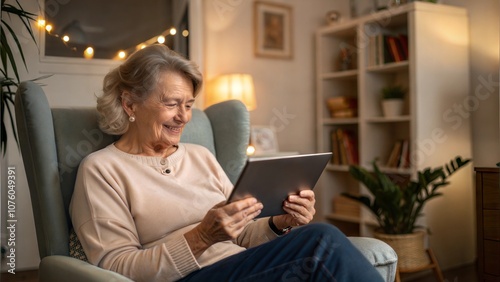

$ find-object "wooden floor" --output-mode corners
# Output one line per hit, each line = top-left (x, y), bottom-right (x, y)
(403, 263), (478, 282)
(0, 263), (478, 282)
(1, 269), (37, 282)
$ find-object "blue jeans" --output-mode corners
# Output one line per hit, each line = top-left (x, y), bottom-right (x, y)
(179, 223), (384, 282)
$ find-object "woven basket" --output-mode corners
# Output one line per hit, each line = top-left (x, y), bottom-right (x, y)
(374, 230), (430, 271)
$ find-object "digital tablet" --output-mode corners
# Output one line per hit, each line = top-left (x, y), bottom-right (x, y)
(227, 152), (332, 218)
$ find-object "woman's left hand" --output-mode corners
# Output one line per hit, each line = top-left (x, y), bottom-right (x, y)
(273, 189), (316, 229)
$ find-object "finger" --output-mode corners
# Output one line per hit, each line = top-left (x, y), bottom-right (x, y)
(298, 189), (315, 199)
(283, 203), (315, 222)
(232, 202), (263, 224)
(287, 196), (315, 212)
(224, 197), (259, 216)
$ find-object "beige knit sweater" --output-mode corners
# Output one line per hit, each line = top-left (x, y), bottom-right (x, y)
(70, 143), (277, 282)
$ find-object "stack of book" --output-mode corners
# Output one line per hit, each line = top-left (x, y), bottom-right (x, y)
(368, 33), (409, 66)
(331, 128), (359, 165)
(386, 139), (410, 168)
(326, 96), (358, 118)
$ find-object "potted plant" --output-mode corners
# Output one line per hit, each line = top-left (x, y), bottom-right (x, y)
(381, 85), (405, 117)
(1, 0), (38, 155)
(343, 156), (471, 270)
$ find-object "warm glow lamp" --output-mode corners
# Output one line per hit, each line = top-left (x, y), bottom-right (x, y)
(205, 74), (257, 111)
(206, 73), (257, 156)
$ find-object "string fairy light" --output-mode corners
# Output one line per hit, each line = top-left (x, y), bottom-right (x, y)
(37, 18), (187, 60)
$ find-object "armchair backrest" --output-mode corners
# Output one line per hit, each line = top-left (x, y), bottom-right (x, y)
(15, 81), (249, 259)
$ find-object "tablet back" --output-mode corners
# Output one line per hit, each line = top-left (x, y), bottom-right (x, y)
(228, 152), (332, 218)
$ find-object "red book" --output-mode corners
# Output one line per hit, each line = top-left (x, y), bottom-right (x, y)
(387, 36), (402, 62)
(398, 34), (409, 60)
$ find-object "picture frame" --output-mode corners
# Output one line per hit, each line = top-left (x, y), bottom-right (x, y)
(253, 1), (293, 59)
(251, 126), (279, 155)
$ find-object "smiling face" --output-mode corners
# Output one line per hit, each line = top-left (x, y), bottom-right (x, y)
(120, 71), (195, 155)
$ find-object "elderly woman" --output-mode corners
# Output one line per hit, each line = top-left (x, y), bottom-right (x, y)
(70, 44), (383, 282)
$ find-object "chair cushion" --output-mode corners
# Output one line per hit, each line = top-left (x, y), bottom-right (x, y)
(348, 237), (398, 282)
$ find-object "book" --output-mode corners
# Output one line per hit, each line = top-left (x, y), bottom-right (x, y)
(332, 128), (359, 165)
(331, 130), (340, 165)
(343, 130), (359, 165)
(336, 129), (349, 165)
(398, 34), (409, 60)
(398, 139), (409, 168)
(386, 140), (403, 167)
(387, 36), (402, 62)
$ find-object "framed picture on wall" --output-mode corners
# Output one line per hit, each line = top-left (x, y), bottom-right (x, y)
(251, 126), (279, 155)
(253, 1), (293, 59)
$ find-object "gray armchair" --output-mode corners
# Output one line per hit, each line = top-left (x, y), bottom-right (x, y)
(15, 81), (397, 282)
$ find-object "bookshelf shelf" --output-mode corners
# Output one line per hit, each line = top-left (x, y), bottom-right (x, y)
(315, 2), (472, 237)
(366, 61), (409, 73)
(325, 164), (350, 172)
(365, 116), (411, 123)
(322, 69), (358, 79)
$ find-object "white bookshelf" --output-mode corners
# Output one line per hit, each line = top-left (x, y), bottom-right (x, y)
(315, 2), (472, 237)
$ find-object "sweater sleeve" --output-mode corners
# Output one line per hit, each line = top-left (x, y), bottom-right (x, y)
(235, 217), (279, 248)
(70, 156), (200, 282)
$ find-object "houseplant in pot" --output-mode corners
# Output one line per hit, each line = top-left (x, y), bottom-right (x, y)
(1, 0), (38, 155)
(381, 85), (405, 117)
(343, 156), (471, 270)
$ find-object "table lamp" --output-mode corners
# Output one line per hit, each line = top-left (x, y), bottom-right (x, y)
(205, 73), (257, 155)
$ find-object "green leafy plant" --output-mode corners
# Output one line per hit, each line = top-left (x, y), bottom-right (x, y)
(1, 0), (38, 155)
(381, 85), (405, 100)
(343, 156), (471, 234)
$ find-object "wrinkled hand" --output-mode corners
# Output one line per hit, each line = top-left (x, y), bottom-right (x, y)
(274, 190), (316, 229)
(193, 197), (263, 247)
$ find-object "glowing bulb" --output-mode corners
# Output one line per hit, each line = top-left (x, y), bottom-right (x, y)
(45, 24), (53, 33)
(37, 19), (46, 28)
(62, 35), (70, 42)
(118, 51), (127, 59)
(182, 30), (189, 37)
(169, 28), (177, 35)
(157, 35), (166, 44)
(84, 47), (94, 59)
(246, 145), (256, 156)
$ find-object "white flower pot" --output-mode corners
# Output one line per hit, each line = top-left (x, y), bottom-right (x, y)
(382, 99), (404, 117)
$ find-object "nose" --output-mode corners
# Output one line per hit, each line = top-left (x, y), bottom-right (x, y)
(175, 105), (189, 123)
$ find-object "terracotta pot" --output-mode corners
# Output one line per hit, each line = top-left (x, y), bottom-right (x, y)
(374, 230), (430, 271)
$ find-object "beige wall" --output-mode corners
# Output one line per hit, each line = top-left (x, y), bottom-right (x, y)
(2, 0), (498, 272)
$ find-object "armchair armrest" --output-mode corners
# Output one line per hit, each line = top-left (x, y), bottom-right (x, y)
(39, 256), (133, 282)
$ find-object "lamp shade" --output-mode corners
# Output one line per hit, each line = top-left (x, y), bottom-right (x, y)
(205, 74), (257, 111)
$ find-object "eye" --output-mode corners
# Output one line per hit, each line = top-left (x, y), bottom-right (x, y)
(164, 102), (177, 108)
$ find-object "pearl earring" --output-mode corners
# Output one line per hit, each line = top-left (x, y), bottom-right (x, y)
(129, 115), (136, 122)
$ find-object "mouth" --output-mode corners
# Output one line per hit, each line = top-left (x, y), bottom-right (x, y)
(164, 125), (183, 134)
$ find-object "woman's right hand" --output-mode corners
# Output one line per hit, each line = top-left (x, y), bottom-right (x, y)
(184, 197), (263, 257)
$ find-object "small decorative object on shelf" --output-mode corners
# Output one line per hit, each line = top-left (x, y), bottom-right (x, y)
(381, 85), (405, 117)
(326, 96), (357, 118)
(325, 10), (341, 25)
(339, 47), (354, 71)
